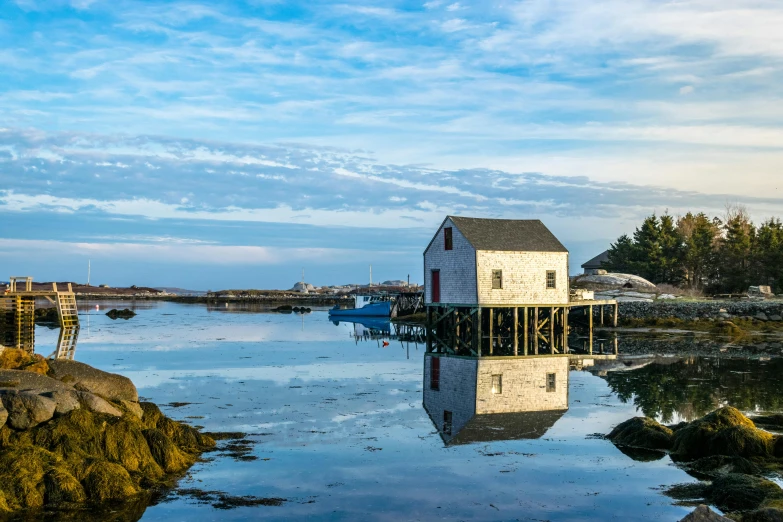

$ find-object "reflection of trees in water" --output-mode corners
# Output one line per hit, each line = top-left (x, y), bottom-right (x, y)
(603, 358), (783, 424)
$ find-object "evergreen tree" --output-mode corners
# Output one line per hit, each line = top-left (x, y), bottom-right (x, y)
(753, 218), (783, 292)
(716, 213), (755, 293)
(632, 214), (662, 282)
(677, 212), (720, 288)
(658, 213), (686, 284)
(604, 234), (635, 273)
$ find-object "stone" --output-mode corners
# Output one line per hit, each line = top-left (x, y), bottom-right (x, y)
(76, 391), (122, 417)
(120, 400), (144, 420)
(756, 312), (769, 322)
(39, 390), (81, 416)
(47, 359), (138, 402)
(0, 369), (73, 394)
(0, 390), (57, 429)
(679, 505), (732, 521)
(0, 403), (7, 428)
(769, 315), (783, 322)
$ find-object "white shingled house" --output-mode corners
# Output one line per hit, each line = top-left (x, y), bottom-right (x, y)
(423, 216), (570, 306)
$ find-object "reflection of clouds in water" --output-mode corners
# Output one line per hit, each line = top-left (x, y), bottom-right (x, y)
(123, 362), (420, 388)
(332, 402), (416, 423)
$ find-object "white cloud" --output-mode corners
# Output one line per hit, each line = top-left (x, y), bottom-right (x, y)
(679, 85), (695, 95)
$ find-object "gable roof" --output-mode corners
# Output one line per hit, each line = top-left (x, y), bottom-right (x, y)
(581, 250), (610, 269)
(448, 216), (568, 253)
(446, 410), (568, 446)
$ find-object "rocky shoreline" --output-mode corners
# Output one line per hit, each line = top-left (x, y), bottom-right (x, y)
(0, 348), (216, 517)
(608, 407), (783, 521)
(619, 300), (783, 322)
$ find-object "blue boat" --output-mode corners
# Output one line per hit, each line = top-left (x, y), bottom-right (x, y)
(328, 295), (391, 318)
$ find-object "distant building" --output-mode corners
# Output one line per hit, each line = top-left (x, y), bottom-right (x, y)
(423, 216), (570, 306)
(291, 282), (315, 293)
(581, 250), (610, 275)
(423, 354), (568, 445)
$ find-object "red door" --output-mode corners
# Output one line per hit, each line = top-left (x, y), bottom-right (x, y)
(431, 270), (440, 303)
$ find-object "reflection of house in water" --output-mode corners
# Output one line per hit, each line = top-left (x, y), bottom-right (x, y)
(423, 354), (568, 445)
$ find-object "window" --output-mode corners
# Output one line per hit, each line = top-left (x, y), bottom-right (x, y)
(546, 373), (556, 393)
(491, 374), (502, 394)
(546, 270), (556, 289)
(430, 357), (440, 390)
(444, 227), (453, 250)
(443, 411), (453, 435)
(492, 269), (503, 289)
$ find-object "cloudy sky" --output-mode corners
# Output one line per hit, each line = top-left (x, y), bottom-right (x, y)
(2, 0), (782, 289)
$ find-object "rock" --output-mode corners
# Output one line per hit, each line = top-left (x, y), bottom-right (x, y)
(756, 312), (770, 322)
(770, 315), (783, 322)
(105, 309), (136, 320)
(120, 400), (144, 420)
(39, 390), (81, 416)
(679, 505), (732, 522)
(0, 390), (57, 429)
(743, 508), (783, 522)
(607, 417), (673, 451)
(47, 360), (138, 402)
(76, 391), (122, 417)
(672, 407), (773, 460)
(0, 369), (72, 394)
(0, 403), (7, 428)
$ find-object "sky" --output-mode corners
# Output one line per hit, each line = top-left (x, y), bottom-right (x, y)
(1, 0), (782, 290)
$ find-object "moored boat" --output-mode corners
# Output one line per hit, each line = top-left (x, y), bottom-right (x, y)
(328, 295), (391, 317)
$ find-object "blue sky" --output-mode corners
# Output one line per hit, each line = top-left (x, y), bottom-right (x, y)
(1, 0), (782, 289)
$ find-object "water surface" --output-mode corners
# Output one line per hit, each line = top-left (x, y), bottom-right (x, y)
(31, 301), (783, 521)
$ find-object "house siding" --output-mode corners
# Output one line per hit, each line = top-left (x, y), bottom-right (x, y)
(475, 357), (569, 414)
(475, 251), (569, 305)
(424, 218), (477, 305)
(422, 355), (478, 439)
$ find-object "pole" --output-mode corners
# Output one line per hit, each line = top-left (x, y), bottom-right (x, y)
(513, 307), (518, 356)
(523, 307), (528, 356)
(87, 260), (91, 287)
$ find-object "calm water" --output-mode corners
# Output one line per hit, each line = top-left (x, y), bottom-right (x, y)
(30, 301), (783, 521)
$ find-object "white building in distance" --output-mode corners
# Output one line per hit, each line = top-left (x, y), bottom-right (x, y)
(423, 216), (570, 306)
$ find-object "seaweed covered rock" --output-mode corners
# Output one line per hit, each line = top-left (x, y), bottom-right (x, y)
(667, 474), (783, 513)
(741, 507), (783, 522)
(47, 359), (138, 402)
(0, 405), (215, 514)
(106, 309), (136, 320)
(607, 416), (673, 450)
(0, 349), (49, 375)
(679, 505), (732, 521)
(672, 407), (773, 460)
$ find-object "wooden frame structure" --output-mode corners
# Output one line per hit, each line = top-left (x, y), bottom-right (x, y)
(426, 300), (618, 357)
(1, 277), (80, 355)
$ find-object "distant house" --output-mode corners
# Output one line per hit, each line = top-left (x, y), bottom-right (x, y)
(423, 354), (568, 445)
(581, 250), (610, 275)
(423, 216), (569, 306)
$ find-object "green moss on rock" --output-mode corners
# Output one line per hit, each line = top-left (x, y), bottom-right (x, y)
(672, 407), (772, 460)
(607, 416), (674, 451)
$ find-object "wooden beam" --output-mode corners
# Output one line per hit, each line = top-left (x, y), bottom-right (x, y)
(549, 307), (555, 354)
(489, 308), (494, 355)
(476, 307), (482, 357)
(600, 305), (604, 326)
(589, 305), (594, 355)
(513, 307), (518, 356)
(523, 307), (528, 356)
(563, 307), (569, 354)
(613, 303), (619, 327)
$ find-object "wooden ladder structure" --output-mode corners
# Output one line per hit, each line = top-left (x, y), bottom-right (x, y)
(55, 292), (79, 328)
(52, 327), (79, 360)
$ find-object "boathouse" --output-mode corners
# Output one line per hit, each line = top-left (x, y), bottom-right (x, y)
(424, 216), (569, 306)
(423, 217), (618, 357)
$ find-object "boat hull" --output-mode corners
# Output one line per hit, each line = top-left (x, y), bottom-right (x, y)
(328, 301), (391, 318)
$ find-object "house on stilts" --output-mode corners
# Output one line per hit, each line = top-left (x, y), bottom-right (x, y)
(423, 216), (618, 358)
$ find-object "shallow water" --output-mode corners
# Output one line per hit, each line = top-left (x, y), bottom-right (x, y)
(30, 301), (783, 521)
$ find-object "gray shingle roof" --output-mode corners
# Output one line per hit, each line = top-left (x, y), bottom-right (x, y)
(581, 250), (610, 269)
(448, 216), (568, 253)
(447, 410), (568, 445)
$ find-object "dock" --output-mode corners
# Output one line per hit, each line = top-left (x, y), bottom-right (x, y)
(1, 276), (79, 355)
(425, 299), (618, 357)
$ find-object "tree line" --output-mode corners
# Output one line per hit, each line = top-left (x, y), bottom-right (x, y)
(604, 206), (783, 294)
